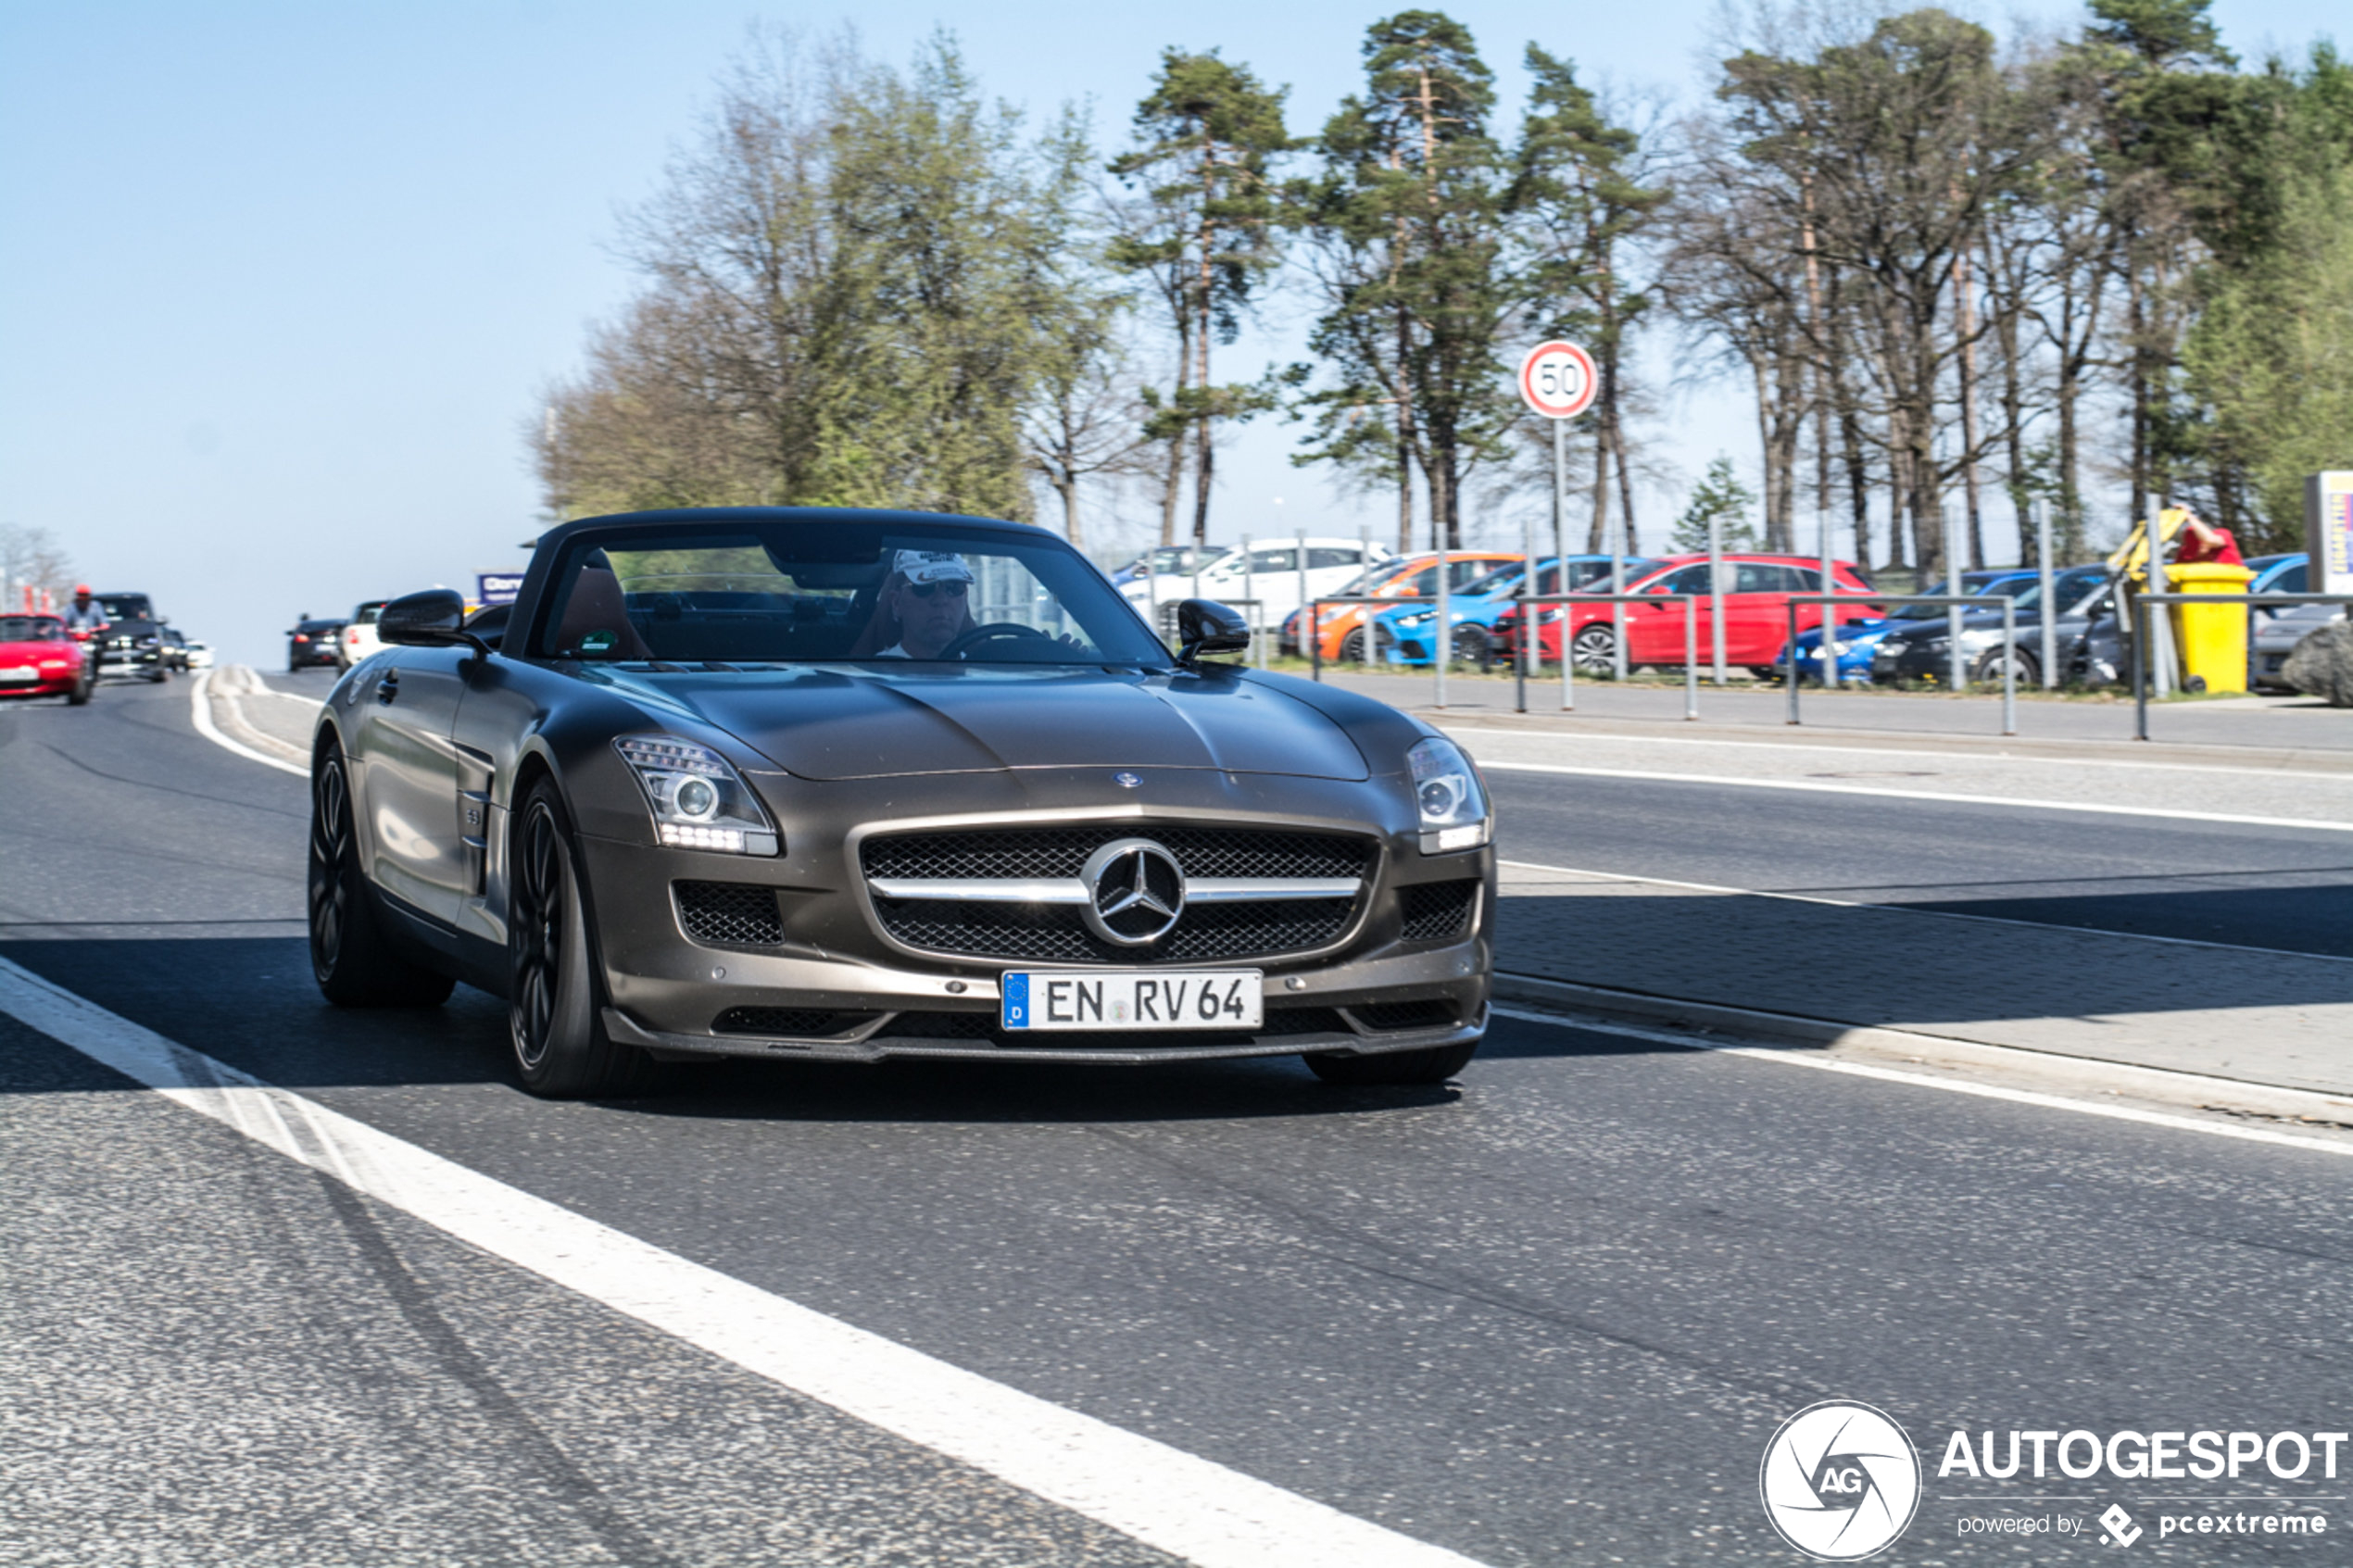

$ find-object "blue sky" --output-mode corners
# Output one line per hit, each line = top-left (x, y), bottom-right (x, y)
(1, 0), (2337, 663)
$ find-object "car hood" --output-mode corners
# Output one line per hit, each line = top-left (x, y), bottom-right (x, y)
(0, 640), (73, 659)
(595, 665), (1374, 782)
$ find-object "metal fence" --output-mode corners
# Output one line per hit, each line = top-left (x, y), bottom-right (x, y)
(2131, 593), (2353, 741)
(1784, 595), (2017, 735)
(1514, 593), (1704, 720)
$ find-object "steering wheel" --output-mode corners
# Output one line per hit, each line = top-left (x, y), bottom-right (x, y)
(937, 622), (1063, 661)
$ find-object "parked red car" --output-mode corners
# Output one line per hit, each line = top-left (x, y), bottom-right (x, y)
(1493, 554), (1880, 673)
(0, 613), (94, 704)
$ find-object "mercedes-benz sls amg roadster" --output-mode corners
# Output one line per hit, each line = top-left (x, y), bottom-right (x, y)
(308, 508), (1492, 1098)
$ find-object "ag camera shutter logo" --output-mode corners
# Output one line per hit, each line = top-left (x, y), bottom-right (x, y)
(1759, 1400), (1922, 1560)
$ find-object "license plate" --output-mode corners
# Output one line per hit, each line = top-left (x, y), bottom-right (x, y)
(1001, 971), (1263, 1032)
(0, 668), (34, 684)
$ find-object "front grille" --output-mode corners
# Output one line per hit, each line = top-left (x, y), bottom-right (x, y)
(873, 897), (1356, 964)
(879, 1004), (1352, 1050)
(1349, 998), (1459, 1032)
(861, 826), (1372, 883)
(712, 1008), (875, 1037)
(674, 881), (784, 947)
(862, 824), (1373, 964)
(1398, 880), (1478, 942)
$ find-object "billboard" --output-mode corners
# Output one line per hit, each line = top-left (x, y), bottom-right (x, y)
(2309, 472), (2353, 597)
(476, 571), (527, 606)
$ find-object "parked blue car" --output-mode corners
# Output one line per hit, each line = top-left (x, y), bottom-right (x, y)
(1375, 555), (1633, 667)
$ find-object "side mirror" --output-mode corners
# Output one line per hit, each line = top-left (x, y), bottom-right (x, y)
(378, 588), (486, 655)
(1176, 599), (1252, 667)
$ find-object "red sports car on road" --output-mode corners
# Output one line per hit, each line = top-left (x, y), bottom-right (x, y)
(0, 614), (94, 704)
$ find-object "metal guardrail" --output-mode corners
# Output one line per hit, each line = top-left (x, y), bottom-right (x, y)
(2131, 592), (2353, 741)
(1784, 595), (2015, 735)
(1512, 593), (1705, 719)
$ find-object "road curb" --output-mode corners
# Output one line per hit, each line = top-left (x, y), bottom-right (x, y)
(1490, 970), (2353, 1127)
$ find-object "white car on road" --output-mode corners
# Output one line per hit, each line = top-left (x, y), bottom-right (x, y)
(1123, 536), (1395, 632)
(335, 600), (390, 670)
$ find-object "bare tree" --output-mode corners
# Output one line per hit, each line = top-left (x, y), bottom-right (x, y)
(0, 524), (77, 612)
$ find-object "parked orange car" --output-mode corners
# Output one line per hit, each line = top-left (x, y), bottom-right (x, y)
(1285, 552), (1523, 662)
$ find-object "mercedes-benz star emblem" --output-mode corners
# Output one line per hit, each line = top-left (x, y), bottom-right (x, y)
(1113, 771), (1143, 789)
(1079, 837), (1186, 947)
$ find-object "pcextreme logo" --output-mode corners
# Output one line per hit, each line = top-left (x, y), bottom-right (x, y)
(1759, 1400), (1923, 1561)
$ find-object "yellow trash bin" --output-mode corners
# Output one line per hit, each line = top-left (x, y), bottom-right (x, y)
(2168, 560), (2255, 694)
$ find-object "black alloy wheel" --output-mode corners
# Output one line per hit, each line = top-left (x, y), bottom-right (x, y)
(1568, 623), (1617, 674)
(1306, 1040), (1480, 1086)
(308, 746), (454, 1007)
(508, 782), (667, 1098)
(1450, 624), (1491, 667)
(1339, 628), (1370, 663)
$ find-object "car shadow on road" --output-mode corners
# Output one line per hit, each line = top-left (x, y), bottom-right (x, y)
(0, 936), (1476, 1124)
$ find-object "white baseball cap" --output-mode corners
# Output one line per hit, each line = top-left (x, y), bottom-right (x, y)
(894, 549), (975, 585)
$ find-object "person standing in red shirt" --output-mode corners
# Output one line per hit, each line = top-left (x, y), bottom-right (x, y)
(2171, 508), (2245, 567)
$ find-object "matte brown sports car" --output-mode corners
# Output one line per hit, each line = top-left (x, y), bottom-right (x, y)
(308, 508), (1493, 1097)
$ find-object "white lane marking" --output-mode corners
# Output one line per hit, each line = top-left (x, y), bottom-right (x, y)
(188, 669), (308, 778)
(0, 956), (1487, 1568)
(1441, 724), (2353, 780)
(1488, 1006), (2353, 1160)
(1476, 759), (2353, 833)
(1496, 858), (2353, 966)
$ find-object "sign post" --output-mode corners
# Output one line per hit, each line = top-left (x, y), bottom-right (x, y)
(1516, 341), (1598, 711)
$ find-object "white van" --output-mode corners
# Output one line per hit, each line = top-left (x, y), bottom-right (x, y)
(1123, 536), (1395, 629)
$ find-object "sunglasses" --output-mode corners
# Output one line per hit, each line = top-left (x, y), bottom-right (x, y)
(904, 580), (969, 599)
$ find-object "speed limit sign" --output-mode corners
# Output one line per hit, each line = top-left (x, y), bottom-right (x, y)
(1517, 341), (1597, 420)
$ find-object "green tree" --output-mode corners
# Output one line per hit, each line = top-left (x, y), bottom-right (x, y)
(1109, 51), (1294, 548)
(2183, 54), (2353, 546)
(1292, 11), (1524, 550)
(1670, 456), (1758, 552)
(535, 31), (1102, 523)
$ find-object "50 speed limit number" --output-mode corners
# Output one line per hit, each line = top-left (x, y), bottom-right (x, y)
(1518, 341), (1597, 420)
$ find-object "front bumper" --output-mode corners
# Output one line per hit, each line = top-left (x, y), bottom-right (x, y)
(573, 777), (1494, 1066)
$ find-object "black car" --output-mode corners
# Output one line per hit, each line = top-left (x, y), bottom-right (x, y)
(1872, 565), (2115, 686)
(94, 592), (170, 683)
(287, 616), (347, 671)
(308, 508), (1493, 1099)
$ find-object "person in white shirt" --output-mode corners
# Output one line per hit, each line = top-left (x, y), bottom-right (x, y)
(872, 550), (975, 659)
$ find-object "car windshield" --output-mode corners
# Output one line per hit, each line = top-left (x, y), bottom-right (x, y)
(0, 616), (63, 642)
(2004, 569), (2109, 616)
(98, 595), (153, 621)
(534, 522), (1170, 666)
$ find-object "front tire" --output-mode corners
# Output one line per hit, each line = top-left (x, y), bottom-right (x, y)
(1450, 624), (1491, 668)
(309, 746), (455, 1008)
(66, 665), (93, 705)
(509, 782), (668, 1098)
(1971, 647), (2038, 686)
(1306, 1040), (1479, 1086)
(1568, 623), (1617, 674)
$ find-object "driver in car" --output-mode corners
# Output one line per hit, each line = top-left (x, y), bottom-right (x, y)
(872, 550), (975, 659)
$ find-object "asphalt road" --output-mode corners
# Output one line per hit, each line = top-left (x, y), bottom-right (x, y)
(3, 674), (2349, 1565)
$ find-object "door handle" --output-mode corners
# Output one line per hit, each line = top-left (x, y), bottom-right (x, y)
(376, 673), (399, 705)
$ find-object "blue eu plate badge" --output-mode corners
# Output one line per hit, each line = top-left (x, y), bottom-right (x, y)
(1000, 972), (1030, 1029)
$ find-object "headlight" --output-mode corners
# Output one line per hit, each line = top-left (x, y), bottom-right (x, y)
(1407, 736), (1490, 853)
(1398, 611), (1432, 628)
(613, 736), (779, 856)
